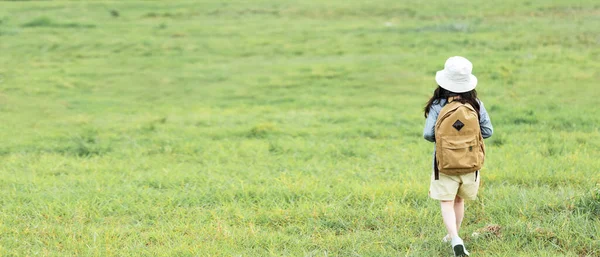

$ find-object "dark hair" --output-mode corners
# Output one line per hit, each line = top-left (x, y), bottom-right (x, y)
(424, 86), (480, 118)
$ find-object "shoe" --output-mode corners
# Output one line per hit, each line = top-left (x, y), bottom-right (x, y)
(451, 237), (470, 257)
(442, 234), (451, 243)
(452, 244), (469, 257)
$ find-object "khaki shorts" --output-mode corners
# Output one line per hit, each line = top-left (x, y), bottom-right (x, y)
(429, 171), (480, 201)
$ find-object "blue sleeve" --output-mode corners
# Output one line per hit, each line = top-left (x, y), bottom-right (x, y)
(479, 101), (493, 139)
(423, 105), (440, 142)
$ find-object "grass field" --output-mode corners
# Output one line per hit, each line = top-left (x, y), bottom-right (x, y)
(1, 0), (599, 256)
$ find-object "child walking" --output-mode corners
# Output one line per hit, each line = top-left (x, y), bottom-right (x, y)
(423, 56), (493, 256)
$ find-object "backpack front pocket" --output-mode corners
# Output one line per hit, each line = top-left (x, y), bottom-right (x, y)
(440, 135), (479, 170)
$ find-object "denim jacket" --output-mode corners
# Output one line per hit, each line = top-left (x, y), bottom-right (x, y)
(423, 99), (493, 167)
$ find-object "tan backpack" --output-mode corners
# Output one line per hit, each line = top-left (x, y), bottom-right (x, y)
(434, 99), (485, 179)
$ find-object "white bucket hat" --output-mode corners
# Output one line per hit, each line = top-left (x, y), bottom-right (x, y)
(435, 56), (478, 93)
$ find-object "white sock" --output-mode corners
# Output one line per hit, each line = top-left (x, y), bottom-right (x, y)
(451, 236), (464, 246)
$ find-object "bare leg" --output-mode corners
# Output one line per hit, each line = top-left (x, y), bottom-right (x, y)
(454, 195), (465, 234)
(440, 200), (459, 239)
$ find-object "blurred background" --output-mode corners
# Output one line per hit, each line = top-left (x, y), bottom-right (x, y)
(0, 1), (598, 256)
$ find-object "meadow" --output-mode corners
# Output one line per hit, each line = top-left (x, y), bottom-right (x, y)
(0, 0), (599, 256)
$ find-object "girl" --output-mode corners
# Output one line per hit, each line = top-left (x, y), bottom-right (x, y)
(423, 56), (493, 257)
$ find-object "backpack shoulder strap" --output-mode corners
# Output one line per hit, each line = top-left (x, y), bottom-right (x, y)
(434, 155), (439, 180)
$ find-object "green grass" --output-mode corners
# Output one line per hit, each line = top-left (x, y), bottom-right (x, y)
(1, 0), (599, 256)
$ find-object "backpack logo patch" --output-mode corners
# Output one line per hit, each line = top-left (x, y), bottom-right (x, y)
(452, 120), (464, 131)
